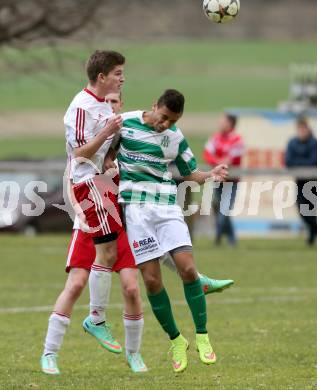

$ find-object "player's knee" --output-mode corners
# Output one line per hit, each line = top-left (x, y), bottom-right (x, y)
(144, 274), (162, 294)
(179, 265), (197, 282)
(123, 283), (139, 301)
(67, 279), (86, 298)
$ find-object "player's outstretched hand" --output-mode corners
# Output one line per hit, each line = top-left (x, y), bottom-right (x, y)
(102, 115), (123, 138)
(211, 164), (228, 182)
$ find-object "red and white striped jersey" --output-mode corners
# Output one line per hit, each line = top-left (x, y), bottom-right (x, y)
(64, 88), (114, 184)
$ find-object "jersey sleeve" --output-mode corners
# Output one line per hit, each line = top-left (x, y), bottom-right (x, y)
(65, 108), (95, 148)
(175, 136), (198, 176)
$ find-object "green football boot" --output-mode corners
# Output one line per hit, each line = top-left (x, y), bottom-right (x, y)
(83, 316), (122, 353)
(127, 352), (148, 373)
(40, 353), (60, 375)
(169, 334), (189, 373)
(196, 333), (217, 365)
(199, 274), (234, 295)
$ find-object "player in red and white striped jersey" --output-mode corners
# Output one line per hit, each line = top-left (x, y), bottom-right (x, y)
(65, 51), (125, 352)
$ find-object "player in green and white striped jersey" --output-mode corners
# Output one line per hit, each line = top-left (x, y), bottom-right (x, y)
(118, 112), (196, 205)
(116, 89), (229, 373)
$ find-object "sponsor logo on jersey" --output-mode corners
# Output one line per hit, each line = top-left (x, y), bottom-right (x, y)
(126, 152), (162, 164)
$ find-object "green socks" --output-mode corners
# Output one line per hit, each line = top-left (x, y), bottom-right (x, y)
(184, 279), (207, 334)
(147, 281), (207, 338)
(147, 288), (180, 340)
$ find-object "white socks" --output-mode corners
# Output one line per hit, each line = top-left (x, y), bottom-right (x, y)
(123, 313), (144, 356)
(43, 312), (70, 355)
(43, 310), (144, 357)
(89, 264), (112, 324)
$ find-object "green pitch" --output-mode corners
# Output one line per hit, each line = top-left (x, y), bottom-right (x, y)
(1, 41), (316, 112)
(0, 135), (207, 162)
(0, 235), (316, 389)
(0, 137), (67, 160)
(1, 41), (316, 160)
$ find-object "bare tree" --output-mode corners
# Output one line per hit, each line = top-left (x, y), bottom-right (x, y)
(0, 0), (101, 45)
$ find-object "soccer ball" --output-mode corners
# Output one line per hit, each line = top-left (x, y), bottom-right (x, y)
(203, 0), (240, 23)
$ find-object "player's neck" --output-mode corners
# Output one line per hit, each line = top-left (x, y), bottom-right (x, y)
(86, 83), (107, 100)
(142, 111), (154, 127)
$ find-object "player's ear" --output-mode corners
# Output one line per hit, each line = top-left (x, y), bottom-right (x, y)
(152, 102), (158, 111)
(98, 72), (106, 84)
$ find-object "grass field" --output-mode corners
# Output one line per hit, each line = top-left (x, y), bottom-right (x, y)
(2, 40), (316, 160)
(0, 135), (207, 163)
(0, 235), (316, 389)
(1, 41), (317, 112)
(0, 137), (67, 160)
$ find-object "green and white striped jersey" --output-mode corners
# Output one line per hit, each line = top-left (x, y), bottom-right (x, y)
(118, 110), (197, 205)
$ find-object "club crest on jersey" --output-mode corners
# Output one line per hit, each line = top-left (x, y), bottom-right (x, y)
(161, 136), (170, 148)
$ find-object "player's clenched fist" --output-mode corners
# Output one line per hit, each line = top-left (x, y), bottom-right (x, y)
(211, 164), (228, 182)
(102, 115), (122, 138)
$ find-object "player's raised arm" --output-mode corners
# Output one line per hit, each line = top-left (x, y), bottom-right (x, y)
(174, 132), (228, 185)
(184, 164), (228, 184)
(74, 114), (122, 160)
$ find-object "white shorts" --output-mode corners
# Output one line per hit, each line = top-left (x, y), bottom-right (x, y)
(124, 203), (192, 265)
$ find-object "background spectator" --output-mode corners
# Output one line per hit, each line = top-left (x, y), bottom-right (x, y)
(285, 117), (317, 246)
(203, 114), (244, 246)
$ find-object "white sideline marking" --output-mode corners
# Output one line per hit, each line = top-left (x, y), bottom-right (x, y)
(232, 287), (317, 293)
(0, 295), (308, 314)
